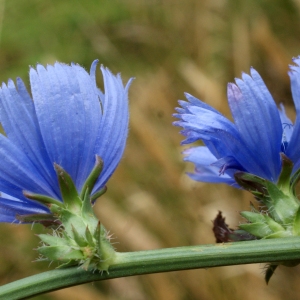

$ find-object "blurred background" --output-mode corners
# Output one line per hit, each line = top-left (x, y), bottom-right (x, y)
(0, 0), (300, 299)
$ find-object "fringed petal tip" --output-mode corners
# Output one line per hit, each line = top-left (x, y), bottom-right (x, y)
(186, 170), (235, 184)
(172, 113), (185, 122)
(292, 56), (300, 65)
(174, 58), (300, 187)
(289, 56), (300, 73)
(90, 63), (132, 191)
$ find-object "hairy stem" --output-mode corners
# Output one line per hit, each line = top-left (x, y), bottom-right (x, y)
(2, 237), (300, 299)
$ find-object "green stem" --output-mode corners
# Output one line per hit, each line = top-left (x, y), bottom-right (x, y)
(2, 237), (300, 299)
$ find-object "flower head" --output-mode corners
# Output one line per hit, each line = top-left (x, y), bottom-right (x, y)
(174, 57), (300, 187)
(0, 60), (132, 223)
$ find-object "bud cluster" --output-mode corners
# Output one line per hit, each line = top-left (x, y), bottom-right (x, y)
(234, 154), (300, 281)
(20, 156), (115, 271)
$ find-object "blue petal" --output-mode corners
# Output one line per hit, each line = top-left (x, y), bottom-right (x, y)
(0, 60), (131, 222)
(181, 105), (239, 138)
(93, 67), (133, 190)
(178, 129), (208, 145)
(278, 104), (293, 152)
(0, 134), (58, 198)
(178, 105), (271, 178)
(229, 71), (282, 180)
(286, 59), (300, 168)
(0, 196), (49, 223)
(69, 62), (103, 189)
(183, 147), (239, 185)
(187, 169), (237, 185)
(0, 80), (59, 198)
(175, 64), (288, 186)
(30, 62), (102, 191)
(211, 156), (244, 174)
(183, 146), (217, 165)
(184, 93), (222, 114)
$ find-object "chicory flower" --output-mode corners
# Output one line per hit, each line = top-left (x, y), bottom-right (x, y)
(174, 57), (300, 187)
(175, 57), (300, 282)
(0, 60), (132, 223)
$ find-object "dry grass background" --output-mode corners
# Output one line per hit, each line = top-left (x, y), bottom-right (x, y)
(0, 0), (300, 299)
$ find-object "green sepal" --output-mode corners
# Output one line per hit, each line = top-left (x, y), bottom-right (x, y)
(49, 204), (62, 215)
(264, 215), (286, 233)
(277, 153), (293, 193)
(241, 211), (285, 232)
(80, 155), (104, 200)
(38, 245), (84, 261)
(264, 181), (299, 224)
(264, 231), (292, 239)
(38, 234), (70, 247)
(95, 221), (102, 257)
(251, 190), (265, 198)
(85, 226), (95, 246)
(54, 163), (82, 211)
(97, 238), (116, 271)
(81, 188), (94, 217)
(81, 189), (98, 230)
(293, 206), (300, 235)
(23, 191), (63, 208)
(234, 172), (267, 197)
(60, 209), (87, 238)
(33, 161), (116, 272)
(94, 221), (116, 271)
(16, 213), (60, 227)
(240, 211), (287, 238)
(91, 186), (107, 202)
(239, 223), (273, 238)
(71, 225), (88, 247)
(240, 211), (266, 223)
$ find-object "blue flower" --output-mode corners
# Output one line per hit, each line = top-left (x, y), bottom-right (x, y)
(174, 57), (300, 187)
(0, 60), (132, 222)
